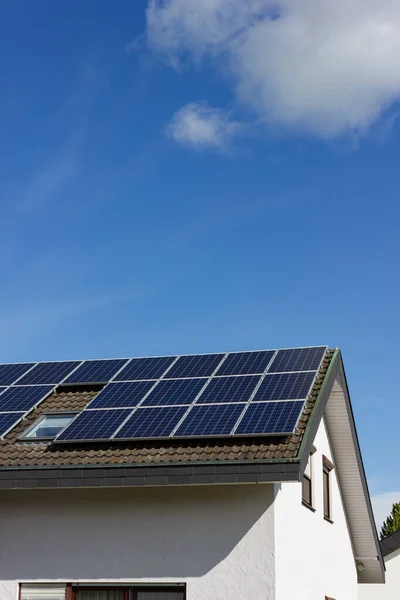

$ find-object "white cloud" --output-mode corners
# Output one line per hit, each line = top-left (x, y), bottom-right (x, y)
(166, 102), (239, 149)
(371, 491), (400, 532)
(146, 0), (400, 138)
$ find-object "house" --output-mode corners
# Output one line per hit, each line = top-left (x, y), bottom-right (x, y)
(0, 346), (384, 600)
(359, 530), (400, 599)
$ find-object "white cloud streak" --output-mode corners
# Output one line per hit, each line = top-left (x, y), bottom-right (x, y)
(167, 102), (239, 149)
(372, 491), (400, 532)
(147, 0), (400, 138)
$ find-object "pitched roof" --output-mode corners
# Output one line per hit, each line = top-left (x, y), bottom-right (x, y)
(381, 529), (400, 558)
(0, 349), (335, 468)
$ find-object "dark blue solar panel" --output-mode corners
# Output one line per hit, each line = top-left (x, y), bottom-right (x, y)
(116, 406), (187, 439)
(195, 375), (261, 404)
(17, 361), (81, 385)
(63, 359), (129, 384)
(268, 347), (326, 373)
(254, 372), (316, 401)
(235, 401), (303, 435)
(164, 353), (225, 379)
(88, 381), (155, 409)
(0, 412), (25, 437)
(114, 356), (177, 381)
(57, 409), (132, 441)
(174, 403), (244, 437)
(0, 363), (35, 386)
(215, 351), (275, 376)
(0, 385), (54, 412)
(141, 378), (207, 407)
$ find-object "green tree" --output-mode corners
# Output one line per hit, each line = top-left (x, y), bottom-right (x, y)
(380, 502), (400, 539)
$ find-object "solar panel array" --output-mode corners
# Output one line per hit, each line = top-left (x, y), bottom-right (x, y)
(56, 346), (327, 442)
(0, 346), (327, 441)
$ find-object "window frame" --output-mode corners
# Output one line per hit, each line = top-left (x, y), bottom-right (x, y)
(19, 412), (79, 441)
(69, 585), (187, 600)
(302, 445), (316, 511)
(323, 455), (334, 523)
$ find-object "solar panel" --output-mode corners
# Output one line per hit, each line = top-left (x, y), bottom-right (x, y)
(0, 385), (54, 412)
(63, 359), (129, 384)
(114, 356), (177, 381)
(254, 372), (316, 402)
(235, 401), (303, 435)
(0, 363), (35, 386)
(268, 347), (326, 373)
(17, 361), (81, 385)
(174, 403), (244, 437)
(141, 378), (207, 407)
(116, 406), (187, 439)
(215, 351), (275, 376)
(0, 412), (25, 437)
(88, 381), (155, 409)
(57, 409), (132, 441)
(164, 353), (225, 379)
(195, 375), (261, 404)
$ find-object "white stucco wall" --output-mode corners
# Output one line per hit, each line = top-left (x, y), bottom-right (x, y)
(274, 417), (358, 600)
(0, 483), (275, 600)
(359, 549), (399, 600)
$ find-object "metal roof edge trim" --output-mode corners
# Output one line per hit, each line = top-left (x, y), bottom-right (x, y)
(297, 348), (340, 477)
(380, 530), (400, 558)
(336, 351), (385, 580)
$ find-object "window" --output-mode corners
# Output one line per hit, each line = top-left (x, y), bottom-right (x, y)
(20, 585), (185, 600)
(302, 446), (316, 509)
(323, 455), (334, 522)
(21, 413), (76, 440)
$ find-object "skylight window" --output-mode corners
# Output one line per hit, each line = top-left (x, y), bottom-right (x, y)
(22, 414), (76, 440)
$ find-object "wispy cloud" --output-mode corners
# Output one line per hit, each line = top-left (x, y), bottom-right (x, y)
(146, 0), (400, 139)
(371, 490), (400, 532)
(167, 102), (239, 150)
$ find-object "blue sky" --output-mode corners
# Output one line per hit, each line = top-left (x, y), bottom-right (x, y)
(1, 0), (400, 521)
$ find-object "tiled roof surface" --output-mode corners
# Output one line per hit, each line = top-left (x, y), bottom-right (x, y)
(0, 350), (334, 468)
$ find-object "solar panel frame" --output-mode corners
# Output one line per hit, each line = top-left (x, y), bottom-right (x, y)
(173, 403), (245, 438)
(141, 378), (209, 407)
(56, 408), (133, 442)
(234, 400), (304, 435)
(215, 350), (276, 376)
(0, 363), (37, 386)
(16, 361), (83, 385)
(114, 405), (189, 440)
(267, 346), (327, 373)
(163, 353), (226, 379)
(0, 412), (26, 438)
(195, 375), (262, 404)
(63, 359), (130, 384)
(253, 371), (317, 402)
(0, 385), (55, 412)
(87, 380), (157, 409)
(113, 356), (178, 381)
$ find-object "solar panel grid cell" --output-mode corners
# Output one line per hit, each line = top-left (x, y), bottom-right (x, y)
(174, 403), (244, 437)
(254, 371), (316, 402)
(57, 409), (132, 441)
(0, 412), (25, 436)
(235, 401), (303, 435)
(164, 353), (225, 379)
(64, 359), (129, 384)
(195, 375), (261, 404)
(215, 350), (275, 375)
(116, 405), (188, 439)
(141, 378), (207, 407)
(114, 356), (177, 381)
(268, 347), (325, 373)
(0, 363), (34, 386)
(0, 385), (54, 412)
(88, 381), (155, 409)
(17, 361), (81, 385)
